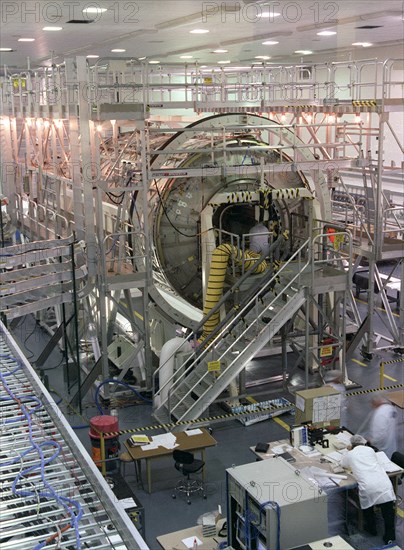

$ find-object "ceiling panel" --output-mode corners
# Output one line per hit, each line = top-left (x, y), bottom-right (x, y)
(0, 0), (402, 71)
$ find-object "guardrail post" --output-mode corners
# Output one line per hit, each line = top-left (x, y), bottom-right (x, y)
(380, 361), (385, 390)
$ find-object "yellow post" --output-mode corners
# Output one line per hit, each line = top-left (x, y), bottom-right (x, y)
(380, 361), (385, 390)
(100, 432), (107, 476)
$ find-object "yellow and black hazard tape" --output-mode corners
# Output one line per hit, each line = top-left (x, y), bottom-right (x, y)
(381, 358), (404, 366)
(100, 382), (404, 438)
(101, 402), (294, 438)
(346, 382), (404, 398)
(352, 100), (377, 107)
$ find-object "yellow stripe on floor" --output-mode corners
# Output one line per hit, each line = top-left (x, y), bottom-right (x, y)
(383, 374), (397, 382)
(397, 507), (404, 519)
(352, 358), (367, 367)
(246, 396), (257, 404)
(273, 417), (291, 431)
(354, 298), (399, 318)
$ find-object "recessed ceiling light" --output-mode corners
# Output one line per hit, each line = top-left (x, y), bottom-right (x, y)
(86, 54), (99, 58)
(317, 30), (336, 36)
(111, 49), (126, 53)
(138, 56), (146, 60)
(262, 40), (279, 45)
(255, 55), (271, 60)
(352, 42), (373, 47)
(295, 50), (313, 55)
(261, 12), (281, 17)
(148, 60), (160, 64)
(43, 27), (63, 31)
(0, 47), (13, 52)
(217, 60), (230, 64)
(83, 7), (107, 13)
(18, 38), (35, 42)
(190, 29), (209, 34)
(180, 55), (193, 59)
(213, 49), (228, 53)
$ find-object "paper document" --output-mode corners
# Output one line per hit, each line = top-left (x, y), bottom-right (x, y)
(182, 536), (202, 548)
(376, 451), (402, 473)
(118, 498), (137, 510)
(326, 450), (346, 463)
(185, 428), (203, 436)
(312, 394), (341, 423)
(140, 433), (179, 450)
(335, 432), (352, 446)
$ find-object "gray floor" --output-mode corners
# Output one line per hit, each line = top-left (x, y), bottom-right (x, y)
(9, 305), (404, 550)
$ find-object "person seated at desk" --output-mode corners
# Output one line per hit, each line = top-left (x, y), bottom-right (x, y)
(340, 434), (396, 544)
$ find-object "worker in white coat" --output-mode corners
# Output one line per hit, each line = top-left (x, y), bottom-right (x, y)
(249, 222), (270, 258)
(341, 434), (396, 544)
(369, 394), (397, 459)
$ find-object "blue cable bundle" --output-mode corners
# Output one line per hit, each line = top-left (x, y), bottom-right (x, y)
(0, 352), (83, 549)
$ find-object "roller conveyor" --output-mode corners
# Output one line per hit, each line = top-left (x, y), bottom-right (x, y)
(0, 321), (148, 550)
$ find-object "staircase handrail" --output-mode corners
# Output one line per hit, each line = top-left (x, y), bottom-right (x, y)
(157, 238), (310, 413)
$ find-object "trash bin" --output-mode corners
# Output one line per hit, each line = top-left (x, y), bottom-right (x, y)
(89, 415), (119, 473)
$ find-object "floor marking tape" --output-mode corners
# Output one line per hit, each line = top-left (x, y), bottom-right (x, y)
(352, 359), (367, 367)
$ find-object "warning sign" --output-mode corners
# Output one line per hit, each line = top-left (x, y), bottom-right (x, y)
(208, 360), (221, 372)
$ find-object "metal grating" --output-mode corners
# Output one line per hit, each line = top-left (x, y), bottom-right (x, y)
(0, 322), (147, 550)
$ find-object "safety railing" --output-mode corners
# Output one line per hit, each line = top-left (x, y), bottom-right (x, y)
(16, 194), (72, 240)
(2, 58), (403, 115)
(382, 206), (404, 241)
(102, 228), (147, 276)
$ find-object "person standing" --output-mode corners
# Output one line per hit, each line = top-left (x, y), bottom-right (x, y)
(341, 434), (396, 544)
(369, 395), (397, 459)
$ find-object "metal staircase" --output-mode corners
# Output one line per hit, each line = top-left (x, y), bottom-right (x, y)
(153, 239), (311, 425)
(0, 236), (87, 320)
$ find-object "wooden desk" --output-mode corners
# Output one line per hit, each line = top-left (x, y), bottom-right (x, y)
(387, 389), (404, 409)
(124, 429), (217, 494)
(290, 535), (355, 549)
(157, 519), (226, 550)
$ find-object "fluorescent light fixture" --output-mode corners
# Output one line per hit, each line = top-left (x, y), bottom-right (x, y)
(138, 56), (146, 60)
(111, 48), (126, 52)
(352, 42), (373, 47)
(213, 49), (228, 53)
(295, 50), (313, 55)
(317, 30), (336, 36)
(18, 38), (35, 42)
(255, 55), (271, 60)
(148, 60), (160, 64)
(261, 11), (281, 17)
(0, 47), (13, 51)
(83, 7), (107, 13)
(262, 40), (279, 45)
(86, 54), (99, 58)
(217, 60), (230, 64)
(190, 29), (209, 34)
(43, 26), (63, 31)
(180, 55), (193, 59)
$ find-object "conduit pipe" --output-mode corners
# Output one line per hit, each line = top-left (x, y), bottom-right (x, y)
(200, 243), (266, 341)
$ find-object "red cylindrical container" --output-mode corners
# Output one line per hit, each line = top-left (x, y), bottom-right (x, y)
(89, 415), (119, 473)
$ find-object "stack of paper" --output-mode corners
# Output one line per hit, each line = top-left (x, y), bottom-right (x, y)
(376, 451), (402, 473)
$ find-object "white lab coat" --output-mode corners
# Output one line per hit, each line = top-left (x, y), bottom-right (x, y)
(369, 403), (397, 459)
(340, 445), (395, 509)
(249, 223), (270, 258)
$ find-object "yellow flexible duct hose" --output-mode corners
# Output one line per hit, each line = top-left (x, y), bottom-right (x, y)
(199, 243), (267, 341)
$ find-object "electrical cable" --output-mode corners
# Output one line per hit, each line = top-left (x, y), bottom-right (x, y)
(94, 378), (152, 415)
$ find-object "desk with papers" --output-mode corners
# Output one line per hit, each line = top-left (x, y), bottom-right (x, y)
(124, 428), (217, 493)
(250, 429), (403, 492)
